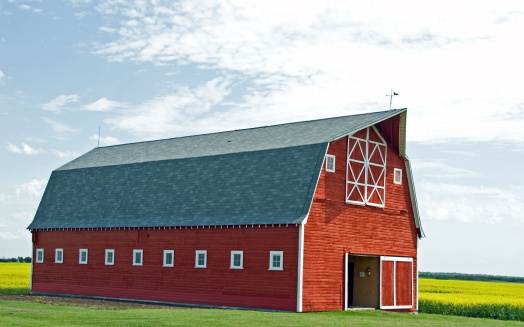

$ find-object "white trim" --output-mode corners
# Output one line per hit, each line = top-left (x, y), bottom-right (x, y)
(230, 251), (243, 269)
(36, 248), (44, 263)
(394, 168), (402, 185)
(344, 252), (348, 310)
(325, 154), (335, 172)
(79, 249), (88, 264)
(195, 250), (207, 268)
(269, 251), (283, 271)
(30, 242), (34, 291)
(133, 249), (143, 266)
(55, 248), (63, 264)
(296, 223), (304, 312)
(163, 250), (174, 267)
(105, 249), (115, 266)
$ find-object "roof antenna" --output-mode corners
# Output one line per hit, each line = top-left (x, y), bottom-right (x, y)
(386, 89), (399, 110)
(97, 126), (100, 147)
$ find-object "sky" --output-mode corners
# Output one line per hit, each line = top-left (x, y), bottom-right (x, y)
(0, 1), (523, 277)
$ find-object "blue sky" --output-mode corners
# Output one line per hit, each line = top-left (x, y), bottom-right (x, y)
(1, 1), (523, 277)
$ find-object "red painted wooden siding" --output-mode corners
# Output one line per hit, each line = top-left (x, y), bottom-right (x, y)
(302, 123), (418, 312)
(32, 225), (298, 311)
(381, 261), (395, 306)
(396, 261), (413, 306)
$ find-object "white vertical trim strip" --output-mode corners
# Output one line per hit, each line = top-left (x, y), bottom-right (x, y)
(344, 252), (348, 310)
(297, 222), (305, 312)
(30, 239), (34, 291)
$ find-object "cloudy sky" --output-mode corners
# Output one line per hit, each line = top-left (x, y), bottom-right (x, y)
(1, 1), (523, 277)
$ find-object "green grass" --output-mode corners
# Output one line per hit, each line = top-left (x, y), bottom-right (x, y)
(0, 263), (30, 294)
(1, 300), (524, 327)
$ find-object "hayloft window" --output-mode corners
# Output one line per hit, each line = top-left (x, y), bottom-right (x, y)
(36, 249), (44, 263)
(195, 250), (207, 268)
(79, 249), (88, 264)
(163, 250), (174, 267)
(55, 248), (63, 264)
(394, 168), (402, 185)
(230, 251), (243, 269)
(269, 251), (283, 271)
(346, 126), (387, 207)
(326, 154), (336, 172)
(133, 249), (143, 266)
(105, 249), (115, 266)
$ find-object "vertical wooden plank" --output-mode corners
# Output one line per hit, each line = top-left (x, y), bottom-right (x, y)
(395, 261), (412, 306)
(381, 260), (394, 307)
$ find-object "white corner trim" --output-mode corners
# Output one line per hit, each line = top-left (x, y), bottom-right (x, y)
(297, 223), (304, 312)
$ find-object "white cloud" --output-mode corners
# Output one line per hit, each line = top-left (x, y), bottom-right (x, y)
(418, 181), (524, 224)
(88, 134), (120, 146)
(74, 11), (89, 19)
(18, 4), (41, 13)
(43, 117), (80, 136)
(0, 70), (4, 83)
(42, 94), (79, 113)
(15, 179), (47, 200)
(413, 161), (480, 179)
(91, 1), (524, 145)
(6, 142), (45, 155)
(99, 26), (117, 33)
(51, 149), (79, 159)
(84, 97), (126, 111)
(0, 231), (20, 241)
(105, 77), (231, 138)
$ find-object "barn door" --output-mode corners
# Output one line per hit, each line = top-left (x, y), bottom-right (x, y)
(380, 256), (413, 309)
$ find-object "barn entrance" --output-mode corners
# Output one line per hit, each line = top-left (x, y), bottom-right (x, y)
(344, 254), (380, 310)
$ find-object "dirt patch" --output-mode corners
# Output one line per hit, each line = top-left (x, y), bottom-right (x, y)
(0, 294), (189, 310)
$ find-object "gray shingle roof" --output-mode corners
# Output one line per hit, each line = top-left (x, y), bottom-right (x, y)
(28, 109), (406, 230)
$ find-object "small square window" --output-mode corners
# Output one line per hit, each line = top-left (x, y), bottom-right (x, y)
(394, 168), (402, 185)
(230, 251), (243, 269)
(326, 154), (335, 172)
(55, 248), (63, 263)
(163, 250), (174, 267)
(269, 251), (283, 271)
(79, 249), (88, 264)
(133, 249), (143, 266)
(195, 250), (207, 268)
(105, 249), (115, 266)
(36, 249), (44, 263)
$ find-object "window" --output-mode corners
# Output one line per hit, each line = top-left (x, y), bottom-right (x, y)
(326, 154), (335, 172)
(230, 251), (243, 269)
(36, 249), (44, 263)
(79, 249), (88, 264)
(163, 250), (174, 267)
(195, 250), (207, 268)
(133, 249), (143, 266)
(55, 248), (63, 263)
(346, 126), (387, 207)
(394, 168), (402, 185)
(269, 251), (283, 271)
(105, 249), (115, 266)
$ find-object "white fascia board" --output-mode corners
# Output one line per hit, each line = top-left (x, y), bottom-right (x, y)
(403, 155), (425, 238)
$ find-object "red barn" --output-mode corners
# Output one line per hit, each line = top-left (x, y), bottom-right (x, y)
(28, 109), (424, 312)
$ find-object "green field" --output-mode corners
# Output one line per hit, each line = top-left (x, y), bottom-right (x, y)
(1, 263), (524, 326)
(419, 278), (524, 321)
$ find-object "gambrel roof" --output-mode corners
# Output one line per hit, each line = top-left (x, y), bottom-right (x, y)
(28, 109), (422, 234)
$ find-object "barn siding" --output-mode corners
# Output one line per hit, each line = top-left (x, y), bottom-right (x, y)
(32, 225), (298, 311)
(302, 134), (418, 312)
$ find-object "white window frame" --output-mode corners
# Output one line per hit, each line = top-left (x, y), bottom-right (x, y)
(195, 250), (207, 268)
(394, 168), (402, 185)
(55, 248), (63, 264)
(326, 154), (336, 172)
(105, 249), (115, 266)
(133, 249), (143, 266)
(163, 250), (174, 267)
(36, 248), (44, 263)
(230, 251), (243, 269)
(269, 251), (283, 271)
(79, 249), (88, 264)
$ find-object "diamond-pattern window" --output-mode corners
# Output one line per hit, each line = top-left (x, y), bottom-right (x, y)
(346, 126), (387, 207)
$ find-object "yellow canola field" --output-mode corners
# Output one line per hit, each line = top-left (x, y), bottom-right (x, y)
(0, 263), (31, 294)
(419, 278), (524, 321)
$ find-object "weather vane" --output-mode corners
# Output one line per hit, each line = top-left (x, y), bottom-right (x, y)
(386, 90), (399, 110)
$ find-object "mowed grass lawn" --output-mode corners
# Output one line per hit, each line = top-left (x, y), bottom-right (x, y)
(1, 263), (524, 326)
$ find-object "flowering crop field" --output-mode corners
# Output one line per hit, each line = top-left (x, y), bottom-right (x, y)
(419, 278), (524, 321)
(0, 263), (30, 294)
